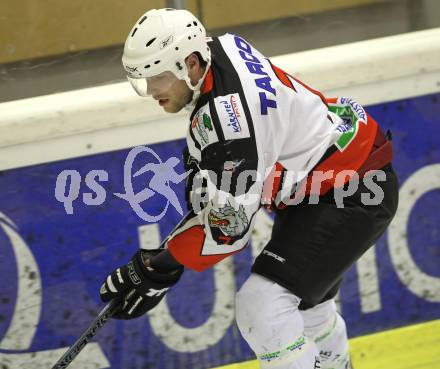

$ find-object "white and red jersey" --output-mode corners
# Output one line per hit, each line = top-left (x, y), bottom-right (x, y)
(167, 33), (390, 271)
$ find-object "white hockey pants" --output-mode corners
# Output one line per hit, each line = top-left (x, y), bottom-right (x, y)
(235, 274), (350, 369)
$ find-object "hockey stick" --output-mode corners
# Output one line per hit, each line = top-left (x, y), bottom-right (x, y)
(51, 297), (123, 369)
(51, 210), (194, 369)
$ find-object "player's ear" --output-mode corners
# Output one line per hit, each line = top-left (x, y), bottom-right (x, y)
(185, 53), (200, 73)
(185, 53), (205, 86)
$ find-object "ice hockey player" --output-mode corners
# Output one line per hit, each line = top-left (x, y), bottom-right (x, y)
(99, 8), (398, 369)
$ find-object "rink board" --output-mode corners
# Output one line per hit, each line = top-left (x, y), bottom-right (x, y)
(0, 93), (439, 368)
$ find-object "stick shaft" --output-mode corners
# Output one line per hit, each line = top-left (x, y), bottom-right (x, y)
(51, 211), (193, 368)
(51, 298), (122, 369)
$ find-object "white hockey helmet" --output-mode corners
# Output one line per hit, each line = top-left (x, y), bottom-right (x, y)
(122, 8), (211, 97)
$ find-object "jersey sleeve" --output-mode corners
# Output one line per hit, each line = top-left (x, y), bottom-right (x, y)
(167, 99), (264, 272)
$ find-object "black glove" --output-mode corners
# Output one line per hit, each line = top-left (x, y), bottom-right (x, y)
(100, 249), (183, 319)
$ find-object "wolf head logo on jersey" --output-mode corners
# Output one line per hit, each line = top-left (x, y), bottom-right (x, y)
(208, 204), (249, 237)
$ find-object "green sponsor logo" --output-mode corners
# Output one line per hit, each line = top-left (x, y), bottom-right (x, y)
(203, 113), (213, 130)
(330, 98), (367, 151)
(193, 112), (213, 146)
(259, 336), (306, 362)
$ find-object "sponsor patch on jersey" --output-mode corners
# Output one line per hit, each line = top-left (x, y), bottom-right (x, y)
(330, 97), (368, 151)
(214, 93), (250, 140)
(191, 103), (219, 149)
(338, 97), (367, 123)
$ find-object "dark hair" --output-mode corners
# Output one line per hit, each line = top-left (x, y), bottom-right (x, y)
(194, 52), (208, 69)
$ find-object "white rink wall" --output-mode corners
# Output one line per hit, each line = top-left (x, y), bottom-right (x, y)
(0, 27), (439, 171)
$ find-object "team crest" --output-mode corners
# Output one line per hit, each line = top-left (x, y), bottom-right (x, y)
(208, 203), (249, 237)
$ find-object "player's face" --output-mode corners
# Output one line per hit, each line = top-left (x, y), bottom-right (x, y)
(149, 76), (192, 113)
(152, 54), (205, 113)
(128, 54), (205, 113)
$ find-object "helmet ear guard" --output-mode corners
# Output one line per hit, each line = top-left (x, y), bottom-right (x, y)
(122, 8), (211, 99)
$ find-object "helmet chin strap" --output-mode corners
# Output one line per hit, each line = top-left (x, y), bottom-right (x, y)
(183, 61), (211, 112)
